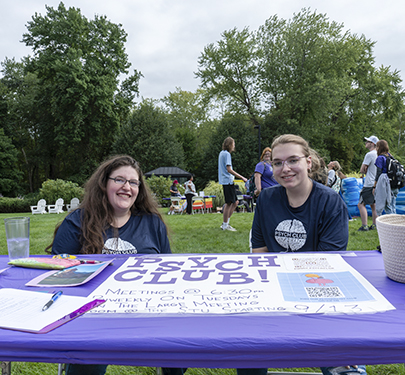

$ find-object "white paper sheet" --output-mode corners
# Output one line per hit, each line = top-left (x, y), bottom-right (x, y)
(0, 288), (93, 332)
(89, 253), (395, 315)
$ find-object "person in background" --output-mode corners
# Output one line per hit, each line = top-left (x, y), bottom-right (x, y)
(184, 175), (196, 215)
(328, 161), (353, 220)
(218, 136), (247, 231)
(327, 160), (342, 193)
(358, 136), (379, 231)
(170, 180), (181, 196)
(168, 179), (181, 215)
(309, 149), (328, 185)
(373, 140), (397, 215)
(254, 147), (278, 197)
(239, 134), (365, 375)
(46, 155), (186, 375)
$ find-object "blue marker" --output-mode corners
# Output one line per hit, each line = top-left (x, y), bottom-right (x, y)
(42, 291), (63, 311)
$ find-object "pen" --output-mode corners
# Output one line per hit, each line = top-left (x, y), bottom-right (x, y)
(79, 260), (102, 264)
(42, 291), (63, 311)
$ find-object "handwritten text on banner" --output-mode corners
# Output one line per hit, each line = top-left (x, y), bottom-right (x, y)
(89, 253), (394, 315)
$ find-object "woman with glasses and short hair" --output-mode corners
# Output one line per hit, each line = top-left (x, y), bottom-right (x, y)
(240, 135), (366, 375)
(251, 134), (349, 254)
(46, 154), (186, 375)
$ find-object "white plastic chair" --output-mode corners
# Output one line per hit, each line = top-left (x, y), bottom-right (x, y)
(170, 197), (186, 214)
(66, 198), (80, 212)
(30, 199), (47, 214)
(47, 198), (64, 214)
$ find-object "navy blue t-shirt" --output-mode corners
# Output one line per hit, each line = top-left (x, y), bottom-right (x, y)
(251, 181), (349, 252)
(52, 209), (171, 255)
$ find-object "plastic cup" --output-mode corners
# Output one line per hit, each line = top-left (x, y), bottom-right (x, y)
(4, 217), (30, 260)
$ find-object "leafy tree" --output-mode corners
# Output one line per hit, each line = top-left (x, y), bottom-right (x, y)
(0, 128), (24, 196)
(21, 2), (141, 184)
(162, 88), (206, 174)
(112, 99), (185, 173)
(1, 58), (43, 192)
(197, 8), (405, 171)
(196, 27), (261, 125)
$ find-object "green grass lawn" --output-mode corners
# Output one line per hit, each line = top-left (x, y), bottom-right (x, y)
(0, 211), (402, 375)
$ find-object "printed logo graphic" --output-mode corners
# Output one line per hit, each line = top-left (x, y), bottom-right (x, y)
(305, 273), (334, 286)
(275, 219), (307, 251)
(103, 238), (138, 254)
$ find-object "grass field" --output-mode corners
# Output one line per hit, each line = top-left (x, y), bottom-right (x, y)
(0, 210), (403, 375)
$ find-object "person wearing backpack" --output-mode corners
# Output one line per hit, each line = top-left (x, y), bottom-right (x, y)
(253, 147), (278, 196)
(373, 140), (397, 215)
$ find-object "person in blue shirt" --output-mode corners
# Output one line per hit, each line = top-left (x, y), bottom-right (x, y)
(46, 155), (186, 375)
(239, 134), (366, 375)
(253, 147), (278, 197)
(218, 137), (247, 231)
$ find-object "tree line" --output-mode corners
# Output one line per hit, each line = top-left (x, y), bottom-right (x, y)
(0, 3), (404, 197)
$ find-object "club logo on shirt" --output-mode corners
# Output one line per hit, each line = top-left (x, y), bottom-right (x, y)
(102, 238), (138, 254)
(275, 219), (307, 251)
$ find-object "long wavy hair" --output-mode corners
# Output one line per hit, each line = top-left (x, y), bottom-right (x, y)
(376, 140), (389, 156)
(46, 155), (164, 254)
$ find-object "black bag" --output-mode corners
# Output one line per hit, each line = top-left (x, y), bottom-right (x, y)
(247, 173), (256, 196)
(386, 155), (405, 189)
(246, 162), (266, 196)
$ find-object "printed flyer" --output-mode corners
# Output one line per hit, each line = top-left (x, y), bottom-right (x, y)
(88, 253), (395, 315)
(26, 260), (114, 287)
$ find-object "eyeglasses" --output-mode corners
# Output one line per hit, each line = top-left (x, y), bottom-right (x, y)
(108, 177), (141, 187)
(271, 156), (307, 169)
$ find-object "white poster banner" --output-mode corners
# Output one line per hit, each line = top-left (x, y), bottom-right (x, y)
(89, 253), (395, 315)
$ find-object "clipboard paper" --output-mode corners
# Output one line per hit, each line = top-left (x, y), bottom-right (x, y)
(0, 288), (105, 334)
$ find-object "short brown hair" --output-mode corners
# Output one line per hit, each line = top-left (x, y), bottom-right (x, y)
(271, 134), (311, 159)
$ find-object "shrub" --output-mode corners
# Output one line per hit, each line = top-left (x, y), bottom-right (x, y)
(145, 175), (185, 206)
(202, 181), (247, 210)
(0, 196), (39, 213)
(203, 181), (225, 209)
(39, 179), (84, 205)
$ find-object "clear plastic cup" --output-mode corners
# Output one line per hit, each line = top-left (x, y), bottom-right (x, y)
(4, 217), (30, 260)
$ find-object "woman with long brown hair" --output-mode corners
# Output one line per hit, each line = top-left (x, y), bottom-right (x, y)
(46, 155), (186, 375)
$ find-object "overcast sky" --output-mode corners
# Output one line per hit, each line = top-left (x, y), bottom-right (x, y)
(1, 0), (404, 100)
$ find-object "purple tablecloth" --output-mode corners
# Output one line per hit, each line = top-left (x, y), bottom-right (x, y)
(0, 251), (404, 368)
